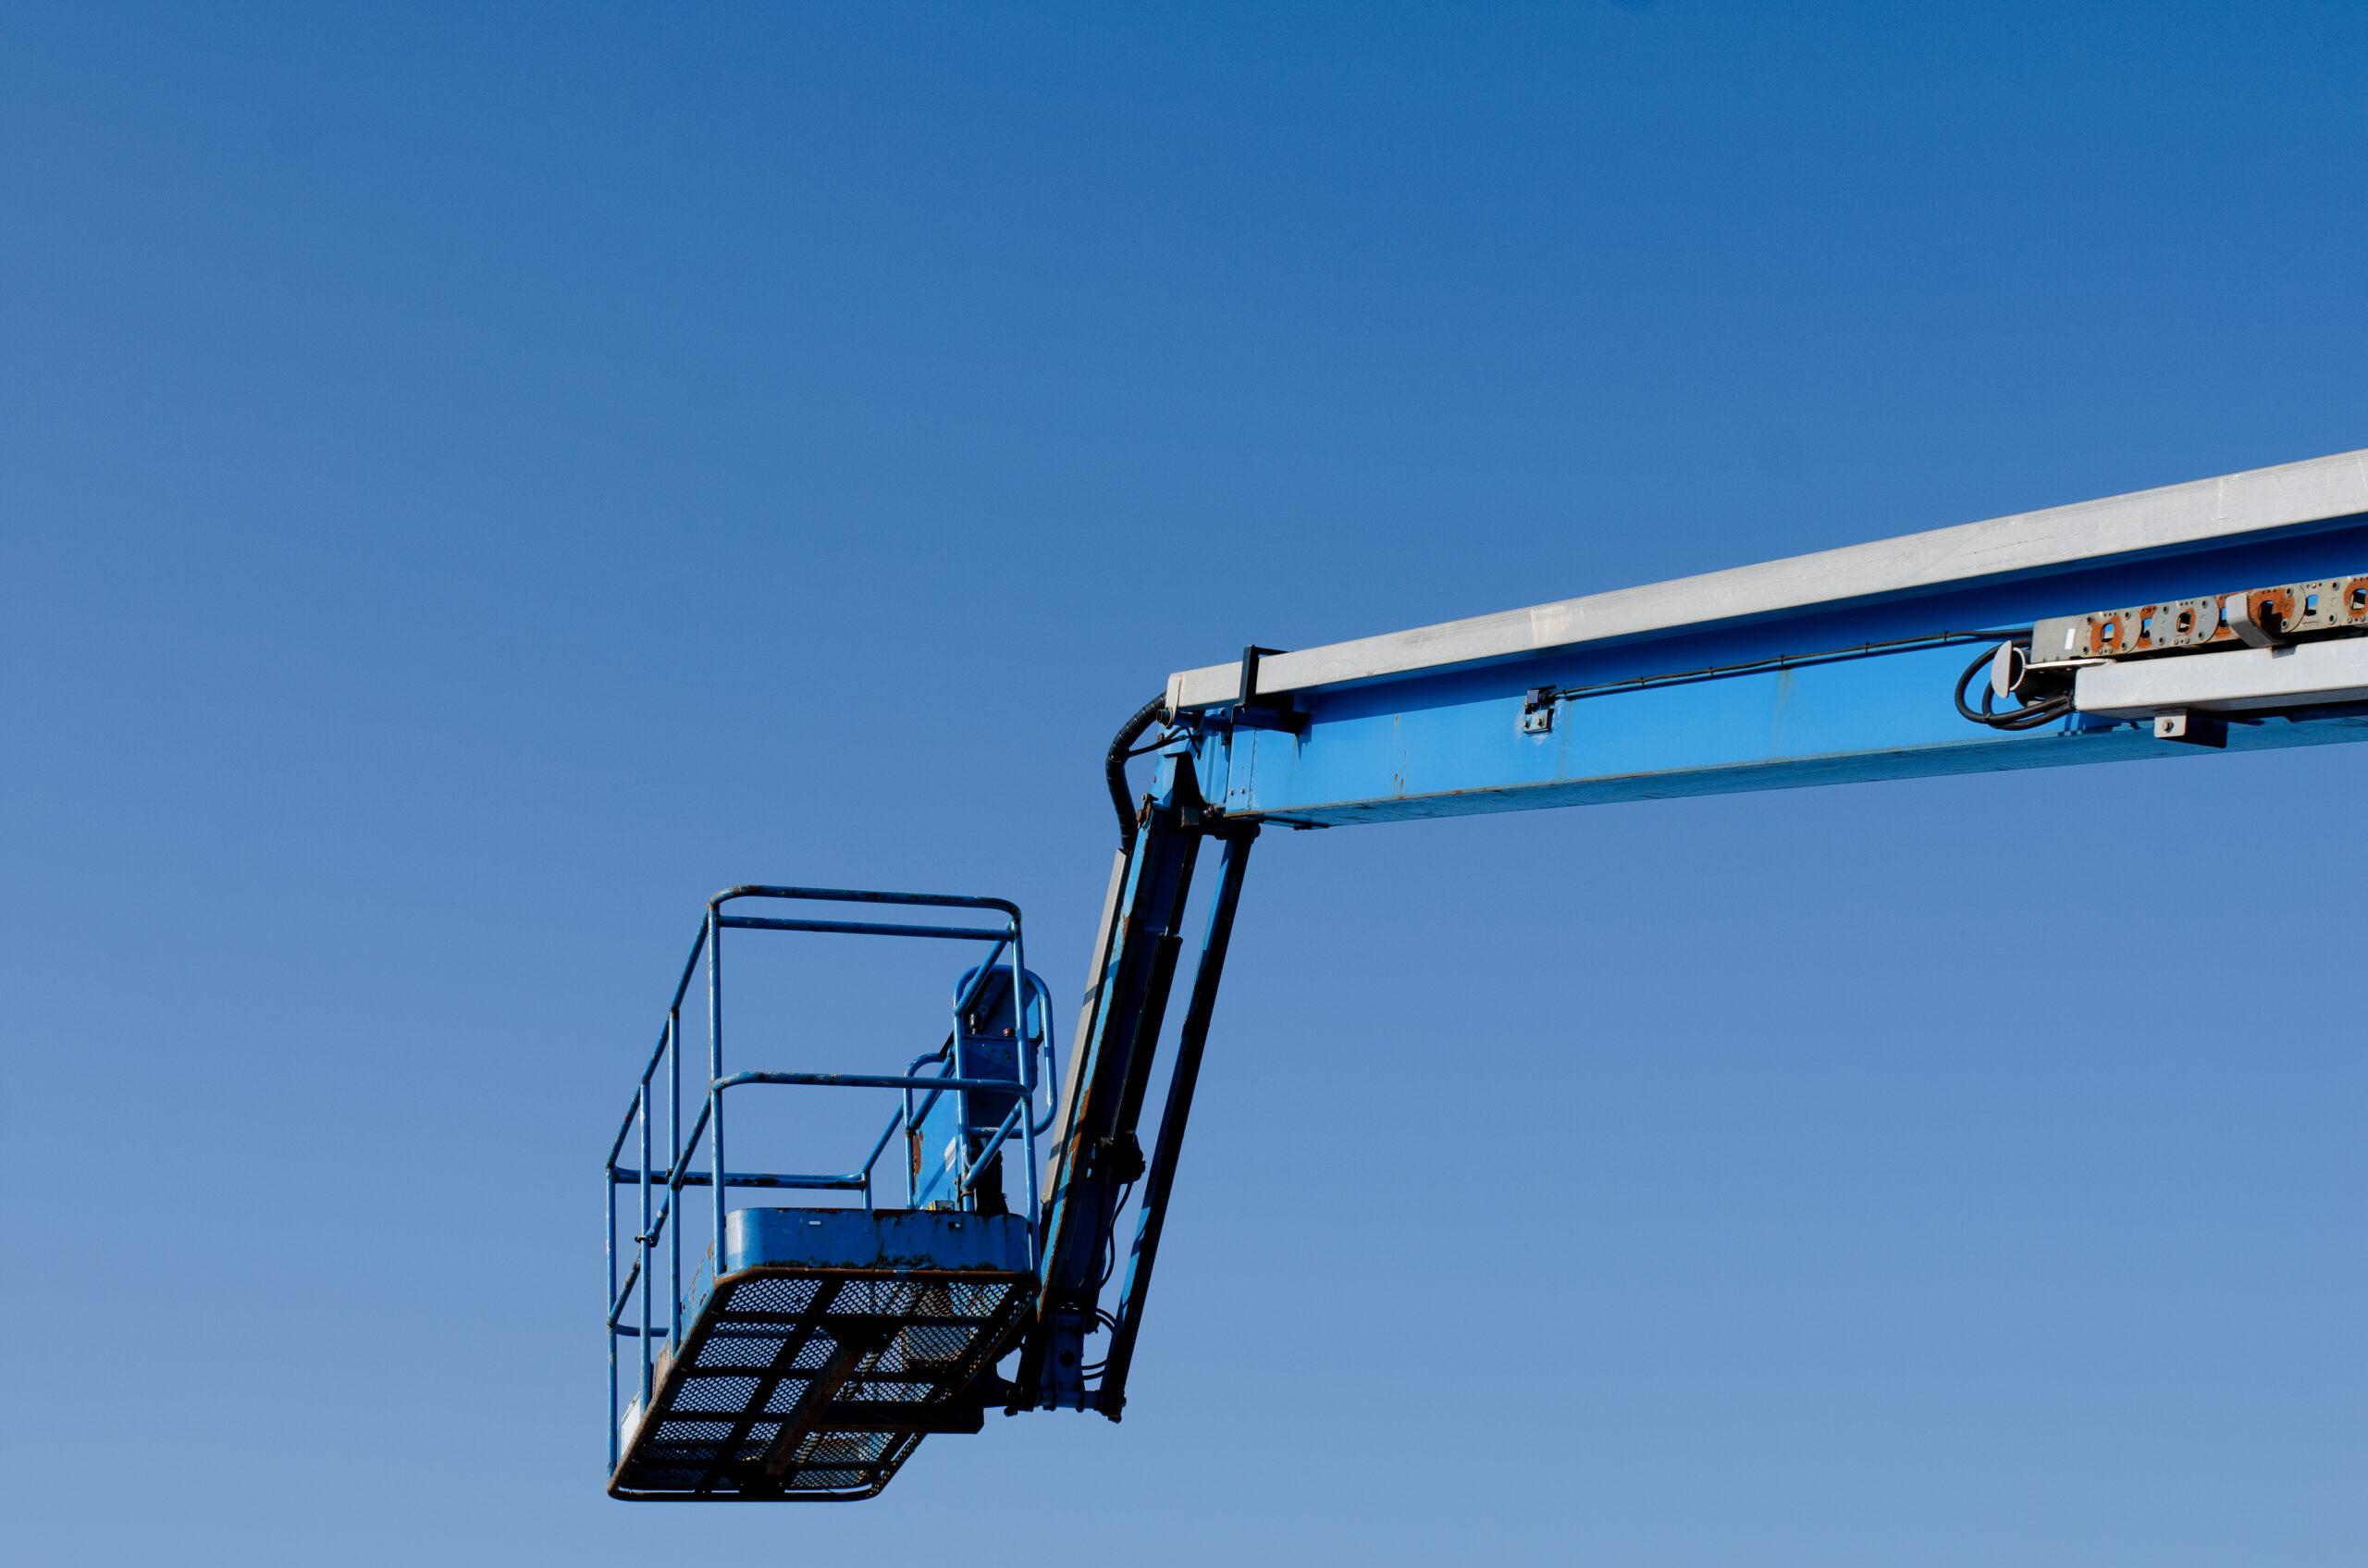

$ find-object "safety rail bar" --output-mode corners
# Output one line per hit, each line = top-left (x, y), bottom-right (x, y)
(603, 885), (1054, 1473)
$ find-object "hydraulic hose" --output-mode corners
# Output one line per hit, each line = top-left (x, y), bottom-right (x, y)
(1106, 693), (1168, 851)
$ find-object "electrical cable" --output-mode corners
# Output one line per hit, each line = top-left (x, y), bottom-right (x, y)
(1552, 628), (2030, 704)
(1953, 643), (2075, 731)
(1096, 1179), (1137, 1290)
(1080, 1307), (1123, 1377)
(1078, 1179), (1140, 1380)
(1105, 694), (1168, 851)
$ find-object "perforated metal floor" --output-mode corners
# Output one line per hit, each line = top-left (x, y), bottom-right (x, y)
(611, 1214), (1035, 1500)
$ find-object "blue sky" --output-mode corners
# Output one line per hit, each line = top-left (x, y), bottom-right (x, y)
(6, 4), (2364, 1562)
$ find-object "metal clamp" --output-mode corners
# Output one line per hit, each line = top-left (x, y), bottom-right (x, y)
(1228, 645), (1307, 734)
(1519, 685), (1558, 735)
(2152, 710), (2227, 748)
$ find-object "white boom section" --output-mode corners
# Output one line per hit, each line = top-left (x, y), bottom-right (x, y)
(2075, 637), (2368, 718)
(1166, 448), (2368, 712)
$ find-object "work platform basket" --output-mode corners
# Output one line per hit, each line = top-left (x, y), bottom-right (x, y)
(603, 887), (1055, 1500)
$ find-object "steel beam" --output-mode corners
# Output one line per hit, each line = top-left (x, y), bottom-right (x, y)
(1185, 517), (2368, 826)
(1023, 764), (1204, 1408)
(1168, 449), (2368, 711)
(1094, 826), (1256, 1417)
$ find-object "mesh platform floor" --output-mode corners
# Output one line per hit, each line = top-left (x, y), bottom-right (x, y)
(612, 1268), (1034, 1500)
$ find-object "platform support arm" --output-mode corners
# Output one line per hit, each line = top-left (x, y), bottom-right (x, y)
(1022, 758), (1208, 1408)
(1093, 822), (1256, 1417)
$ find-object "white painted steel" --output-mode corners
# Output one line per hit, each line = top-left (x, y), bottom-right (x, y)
(2074, 636), (2368, 718)
(1167, 449), (2368, 710)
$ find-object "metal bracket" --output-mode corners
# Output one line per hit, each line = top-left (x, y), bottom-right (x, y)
(1519, 685), (1558, 735)
(2224, 589), (2291, 649)
(1080, 1131), (1146, 1186)
(1229, 646), (1307, 734)
(2152, 710), (2227, 748)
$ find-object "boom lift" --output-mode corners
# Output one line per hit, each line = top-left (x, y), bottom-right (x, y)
(604, 449), (2368, 1499)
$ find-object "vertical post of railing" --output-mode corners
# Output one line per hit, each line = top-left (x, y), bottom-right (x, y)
(951, 969), (969, 1212)
(637, 1082), (653, 1406)
(955, 1118), (971, 1211)
(667, 1007), (681, 1350)
(902, 1076), (915, 1208)
(1008, 914), (1029, 1088)
(708, 907), (726, 1276)
(605, 1160), (618, 1473)
(1019, 1110), (1042, 1268)
(1013, 916), (1041, 1265)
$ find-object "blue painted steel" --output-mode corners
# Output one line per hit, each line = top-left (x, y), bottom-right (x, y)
(707, 907), (724, 1275)
(913, 963), (1051, 1209)
(1196, 522), (2368, 824)
(605, 487), (2368, 1486)
(1093, 825), (1255, 1415)
(617, 1206), (1039, 1500)
(1023, 767), (1208, 1408)
(666, 1007), (680, 1353)
(722, 1206), (1033, 1277)
(602, 884), (1045, 1490)
(1015, 517), (2368, 1422)
(720, 1069), (1036, 1093)
(637, 1082), (652, 1407)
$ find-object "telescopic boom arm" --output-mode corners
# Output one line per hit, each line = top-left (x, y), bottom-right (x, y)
(606, 450), (2368, 1497)
(1024, 448), (2368, 1413)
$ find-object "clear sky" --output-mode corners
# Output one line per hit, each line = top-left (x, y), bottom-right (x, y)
(7, 4), (2364, 1563)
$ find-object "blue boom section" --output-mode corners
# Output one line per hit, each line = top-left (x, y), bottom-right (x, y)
(1193, 517), (2368, 824)
(1025, 505), (2368, 1419)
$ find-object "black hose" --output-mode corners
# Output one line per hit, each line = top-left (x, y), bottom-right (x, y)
(1106, 693), (1167, 850)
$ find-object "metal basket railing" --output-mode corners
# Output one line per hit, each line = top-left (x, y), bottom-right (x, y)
(602, 885), (1055, 1473)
